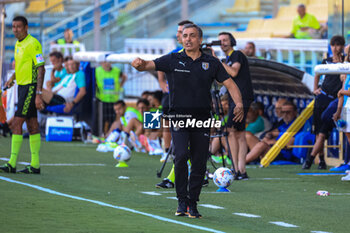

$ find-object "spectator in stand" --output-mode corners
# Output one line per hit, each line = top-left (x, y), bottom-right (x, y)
(246, 101), (299, 163)
(288, 4), (321, 39)
(95, 61), (127, 134)
(46, 51), (66, 91)
(56, 29), (79, 45)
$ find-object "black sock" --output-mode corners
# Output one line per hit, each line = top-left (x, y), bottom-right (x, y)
(165, 148), (169, 153)
(319, 154), (325, 162)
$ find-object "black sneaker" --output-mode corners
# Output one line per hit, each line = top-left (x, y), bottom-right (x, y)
(0, 163), (16, 173)
(234, 171), (241, 180)
(202, 177), (209, 187)
(17, 166), (40, 174)
(175, 199), (189, 216)
(318, 160), (327, 170)
(239, 172), (249, 180)
(188, 202), (202, 219)
(302, 156), (314, 169)
(156, 179), (174, 189)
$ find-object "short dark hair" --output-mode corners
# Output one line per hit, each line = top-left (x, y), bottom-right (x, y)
(114, 100), (126, 107)
(247, 41), (256, 49)
(298, 4), (306, 8)
(49, 51), (63, 60)
(64, 56), (73, 62)
(178, 20), (194, 26)
(151, 91), (163, 103)
(183, 24), (203, 38)
(13, 16), (28, 26)
(283, 101), (297, 111)
(141, 91), (152, 97)
(218, 31), (236, 46)
(330, 35), (345, 46)
(137, 98), (150, 106)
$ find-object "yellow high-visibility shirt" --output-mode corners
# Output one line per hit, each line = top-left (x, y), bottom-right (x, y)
(291, 13), (320, 39)
(14, 34), (45, 85)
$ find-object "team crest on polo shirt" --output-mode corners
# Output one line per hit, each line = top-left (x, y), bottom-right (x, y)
(202, 62), (209, 70)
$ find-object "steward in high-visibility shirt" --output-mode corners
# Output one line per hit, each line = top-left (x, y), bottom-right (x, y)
(96, 62), (127, 134)
(290, 4), (320, 39)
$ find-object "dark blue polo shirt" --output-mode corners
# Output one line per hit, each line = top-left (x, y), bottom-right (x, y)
(154, 50), (230, 117)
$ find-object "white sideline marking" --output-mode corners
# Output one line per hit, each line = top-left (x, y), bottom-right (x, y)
(0, 176), (225, 233)
(118, 176), (130, 180)
(199, 204), (224, 209)
(269, 221), (299, 228)
(141, 191), (162, 196)
(233, 213), (261, 218)
(0, 158), (106, 166)
(330, 193), (350, 195)
(311, 231), (332, 233)
(256, 178), (298, 180)
(166, 197), (177, 200)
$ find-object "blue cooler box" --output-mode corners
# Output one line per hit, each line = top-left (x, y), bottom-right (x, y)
(46, 117), (74, 141)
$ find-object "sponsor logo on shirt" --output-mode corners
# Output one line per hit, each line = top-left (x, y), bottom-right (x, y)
(174, 69), (190, 73)
(202, 62), (209, 70)
(36, 54), (44, 63)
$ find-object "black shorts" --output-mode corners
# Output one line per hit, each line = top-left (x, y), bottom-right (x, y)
(313, 93), (335, 136)
(15, 84), (37, 118)
(226, 98), (252, 131)
(161, 92), (170, 115)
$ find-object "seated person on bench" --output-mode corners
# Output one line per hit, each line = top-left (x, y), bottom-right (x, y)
(245, 101), (299, 163)
(42, 57), (86, 113)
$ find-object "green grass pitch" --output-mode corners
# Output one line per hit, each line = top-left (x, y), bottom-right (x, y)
(0, 137), (349, 233)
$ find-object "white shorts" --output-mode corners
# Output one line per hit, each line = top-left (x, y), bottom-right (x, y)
(340, 107), (350, 132)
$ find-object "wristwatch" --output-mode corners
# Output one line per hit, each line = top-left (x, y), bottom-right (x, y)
(36, 91), (42, 95)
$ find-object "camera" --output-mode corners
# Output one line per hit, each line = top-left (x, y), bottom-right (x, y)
(201, 40), (221, 56)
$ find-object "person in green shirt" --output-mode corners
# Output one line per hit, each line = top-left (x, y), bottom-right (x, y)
(95, 61), (127, 134)
(289, 4), (321, 39)
(0, 16), (45, 174)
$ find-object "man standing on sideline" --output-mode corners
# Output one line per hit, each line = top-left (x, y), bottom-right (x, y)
(156, 19), (193, 188)
(0, 16), (45, 174)
(217, 32), (254, 180)
(132, 24), (243, 218)
(96, 61), (127, 134)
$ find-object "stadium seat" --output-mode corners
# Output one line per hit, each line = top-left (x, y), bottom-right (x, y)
(47, 0), (64, 13)
(276, 6), (297, 20)
(226, 0), (246, 13)
(290, 0), (309, 6)
(26, 0), (47, 13)
(307, 4), (328, 23)
(226, 0), (260, 13)
(233, 19), (272, 39)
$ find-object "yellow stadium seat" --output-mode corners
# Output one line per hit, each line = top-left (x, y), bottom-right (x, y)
(246, 0), (261, 12)
(246, 19), (265, 31)
(308, 0), (327, 6)
(290, 0), (309, 6)
(48, 0), (64, 13)
(226, 0), (260, 13)
(271, 19), (294, 37)
(308, 4), (328, 23)
(26, 0), (46, 13)
(226, 0), (246, 13)
(276, 5), (298, 20)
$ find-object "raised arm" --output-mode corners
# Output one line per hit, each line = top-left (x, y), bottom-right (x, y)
(131, 58), (156, 71)
(222, 62), (241, 78)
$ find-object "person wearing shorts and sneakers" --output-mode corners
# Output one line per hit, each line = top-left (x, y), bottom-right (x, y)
(217, 32), (254, 180)
(0, 16), (45, 174)
(333, 47), (350, 181)
(132, 24), (243, 218)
